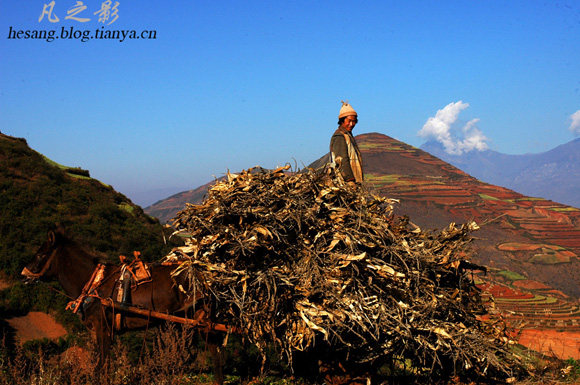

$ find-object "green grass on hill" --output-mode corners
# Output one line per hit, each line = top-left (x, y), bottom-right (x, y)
(0, 133), (178, 321)
(497, 270), (527, 282)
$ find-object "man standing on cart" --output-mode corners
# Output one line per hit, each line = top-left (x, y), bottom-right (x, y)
(329, 100), (364, 185)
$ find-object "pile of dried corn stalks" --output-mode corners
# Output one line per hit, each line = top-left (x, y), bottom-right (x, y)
(164, 165), (519, 379)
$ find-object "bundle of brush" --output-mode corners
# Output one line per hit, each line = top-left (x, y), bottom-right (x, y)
(165, 164), (517, 379)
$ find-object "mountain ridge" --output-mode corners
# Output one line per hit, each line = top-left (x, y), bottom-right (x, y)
(420, 137), (580, 208)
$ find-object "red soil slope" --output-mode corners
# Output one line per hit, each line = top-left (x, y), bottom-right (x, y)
(2, 276), (68, 345)
(0, 278), (11, 291)
(6, 312), (68, 344)
(518, 329), (580, 360)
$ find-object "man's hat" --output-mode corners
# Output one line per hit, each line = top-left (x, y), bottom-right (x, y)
(339, 100), (357, 119)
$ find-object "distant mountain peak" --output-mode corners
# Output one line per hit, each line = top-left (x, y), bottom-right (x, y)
(420, 137), (580, 208)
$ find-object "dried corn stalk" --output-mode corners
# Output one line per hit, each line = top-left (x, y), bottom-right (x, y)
(164, 165), (520, 380)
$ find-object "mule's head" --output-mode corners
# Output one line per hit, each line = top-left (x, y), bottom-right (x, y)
(21, 226), (64, 283)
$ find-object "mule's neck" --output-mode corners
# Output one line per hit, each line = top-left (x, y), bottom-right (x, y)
(56, 240), (101, 298)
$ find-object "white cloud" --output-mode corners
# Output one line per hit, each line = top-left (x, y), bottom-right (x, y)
(569, 110), (580, 135)
(418, 101), (489, 155)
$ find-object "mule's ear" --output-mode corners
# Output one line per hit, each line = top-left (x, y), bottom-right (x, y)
(47, 223), (65, 246)
(48, 229), (56, 247)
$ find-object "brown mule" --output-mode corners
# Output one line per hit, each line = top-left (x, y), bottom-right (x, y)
(22, 225), (226, 384)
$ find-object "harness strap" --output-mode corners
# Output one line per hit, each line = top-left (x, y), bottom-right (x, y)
(22, 249), (59, 278)
(66, 263), (107, 313)
(66, 260), (188, 318)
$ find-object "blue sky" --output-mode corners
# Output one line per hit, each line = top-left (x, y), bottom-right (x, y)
(1, 1), (579, 206)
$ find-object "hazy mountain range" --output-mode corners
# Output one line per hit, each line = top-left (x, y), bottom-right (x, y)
(420, 138), (580, 209)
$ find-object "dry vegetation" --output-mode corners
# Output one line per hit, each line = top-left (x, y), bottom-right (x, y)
(0, 325), (227, 385)
(164, 165), (526, 383)
(1, 336), (578, 385)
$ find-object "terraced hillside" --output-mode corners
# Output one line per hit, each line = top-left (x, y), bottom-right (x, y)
(356, 133), (580, 299)
(356, 133), (580, 358)
(474, 268), (577, 326)
(477, 273), (580, 358)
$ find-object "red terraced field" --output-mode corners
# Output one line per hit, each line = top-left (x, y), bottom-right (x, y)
(478, 279), (580, 342)
(518, 329), (580, 360)
(498, 243), (555, 252)
(514, 280), (559, 290)
(502, 210), (546, 218)
(540, 239), (580, 248)
(420, 197), (476, 205)
(518, 222), (578, 231)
